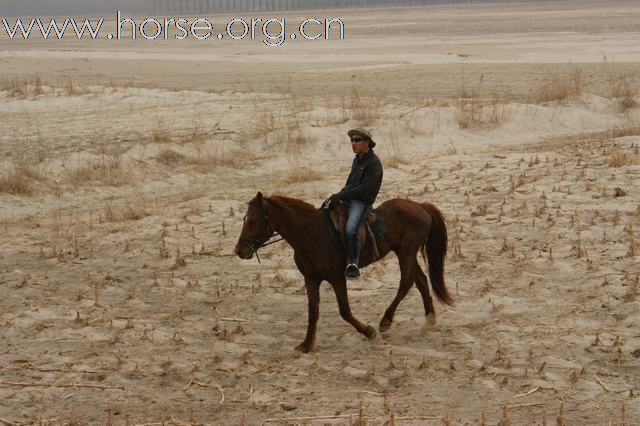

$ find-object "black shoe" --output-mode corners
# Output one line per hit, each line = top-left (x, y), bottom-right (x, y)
(345, 263), (360, 280)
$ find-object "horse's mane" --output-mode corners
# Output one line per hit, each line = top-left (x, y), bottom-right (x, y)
(269, 195), (316, 212)
(266, 195), (321, 230)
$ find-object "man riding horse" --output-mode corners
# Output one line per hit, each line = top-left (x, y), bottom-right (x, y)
(329, 128), (383, 280)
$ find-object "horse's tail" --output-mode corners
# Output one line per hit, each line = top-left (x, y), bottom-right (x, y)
(420, 202), (454, 306)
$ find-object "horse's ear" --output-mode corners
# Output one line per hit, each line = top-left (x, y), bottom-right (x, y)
(256, 191), (263, 203)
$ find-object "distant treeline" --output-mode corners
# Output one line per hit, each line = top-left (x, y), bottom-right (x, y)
(151, 0), (534, 13)
(0, 0), (552, 17)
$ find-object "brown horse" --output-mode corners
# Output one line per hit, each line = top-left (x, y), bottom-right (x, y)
(234, 192), (453, 353)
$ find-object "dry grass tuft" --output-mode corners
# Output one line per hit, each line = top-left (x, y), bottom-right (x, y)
(488, 96), (510, 125)
(148, 127), (172, 144)
(0, 75), (43, 98)
(66, 156), (129, 187)
(454, 75), (510, 129)
(157, 149), (186, 166)
(282, 125), (321, 183)
(65, 79), (77, 96)
(101, 199), (149, 223)
(343, 89), (384, 126)
(383, 129), (409, 169)
(248, 109), (277, 141)
(533, 68), (583, 103)
(0, 162), (47, 195)
(455, 96), (510, 130)
(184, 147), (244, 170)
(455, 96), (482, 129)
(608, 150), (629, 167)
(283, 166), (323, 184)
(143, 121), (215, 146)
(0, 169), (32, 195)
(245, 92), (310, 146)
(608, 74), (638, 112)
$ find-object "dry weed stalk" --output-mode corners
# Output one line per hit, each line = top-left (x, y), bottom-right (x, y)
(105, 407), (114, 426)
(497, 406), (511, 426)
(622, 280), (638, 301)
(65, 79), (77, 96)
(495, 340), (507, 362)
(93, 284), (101, 307)
(569, 367), (585, 383)
(387, 351), (395, 369)
(160, 239), (169, 258)
(620, 401), (628, 426)
(68, 408), (80, 426)
(556, 402), (566, 426)
(626, 238), (636, 257)
(417, 355), (428, 370)
(481, 279), (492, 295)
(88, 341), (97, 356)
(142, 327), (154, 342)
(537, 361), (546, 375)
(383, 389), (391, 415)
(613, 210), (621, 225)
(172, 249), (186, 269)
(616, 347), (624, 367)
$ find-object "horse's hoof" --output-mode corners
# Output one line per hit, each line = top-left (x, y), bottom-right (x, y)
(379, 320), (392, 333)
(422, 313), (437, 330)
(294, 343), (314, 353)
(365, 325), (377, 339)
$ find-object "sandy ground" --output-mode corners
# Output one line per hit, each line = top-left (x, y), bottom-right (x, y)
(1, 1), (640, 424)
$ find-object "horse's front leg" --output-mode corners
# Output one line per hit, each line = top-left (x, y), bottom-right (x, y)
(331, 279), (376, 340)
(295, 276), (320, 353)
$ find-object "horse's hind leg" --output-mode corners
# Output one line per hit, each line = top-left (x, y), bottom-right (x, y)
(379, 254), (414, 332)
(330, 280), (376, 340)
(414, 259), (437, 329)
(295, 276), (320, 353)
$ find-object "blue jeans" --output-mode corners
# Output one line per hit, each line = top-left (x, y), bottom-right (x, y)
(342, 199), (368, 263)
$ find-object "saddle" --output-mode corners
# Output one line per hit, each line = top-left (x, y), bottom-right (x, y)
(327, 203), (381, 261)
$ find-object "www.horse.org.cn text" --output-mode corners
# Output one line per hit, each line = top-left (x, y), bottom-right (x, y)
(0, 11), (347, 46)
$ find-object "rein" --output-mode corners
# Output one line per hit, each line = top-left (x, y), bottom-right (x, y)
(238, 200), (284, 263)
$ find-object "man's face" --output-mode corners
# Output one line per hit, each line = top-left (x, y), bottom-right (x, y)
(350, 135), (370, 155)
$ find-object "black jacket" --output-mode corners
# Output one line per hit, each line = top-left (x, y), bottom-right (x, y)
(338, 150), (383, 205)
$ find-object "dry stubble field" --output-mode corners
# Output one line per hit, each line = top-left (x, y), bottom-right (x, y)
(1, 1), (640, 425)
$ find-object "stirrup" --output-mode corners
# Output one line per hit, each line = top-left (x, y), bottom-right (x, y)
(345, 263), (360, 280)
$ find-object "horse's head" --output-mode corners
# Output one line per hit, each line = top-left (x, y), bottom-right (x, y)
(234, 192), (275, 260)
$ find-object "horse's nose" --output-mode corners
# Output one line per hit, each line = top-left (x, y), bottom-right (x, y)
(234, 243), (248, 259)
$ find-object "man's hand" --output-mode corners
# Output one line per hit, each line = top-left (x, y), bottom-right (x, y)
(329, 193), (341, 208)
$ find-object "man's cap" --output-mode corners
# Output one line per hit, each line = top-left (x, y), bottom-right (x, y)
(348, 128), (376, 148)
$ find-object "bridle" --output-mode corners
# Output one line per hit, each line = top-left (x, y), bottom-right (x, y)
(237, 200), (284, 263)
